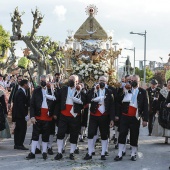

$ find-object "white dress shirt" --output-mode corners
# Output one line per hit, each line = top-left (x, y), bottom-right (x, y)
(41, 88), (48, 109)
(66, 87), (75, 105)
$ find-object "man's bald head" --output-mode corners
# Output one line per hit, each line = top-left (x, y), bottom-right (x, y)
(69, 75), (79, 84)
(99, 76), (107, 83)
(131, 75), (140, 82)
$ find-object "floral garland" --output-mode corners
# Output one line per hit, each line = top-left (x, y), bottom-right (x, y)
(73, 61), (109, 80)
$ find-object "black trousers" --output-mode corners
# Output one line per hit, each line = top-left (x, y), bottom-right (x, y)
(32, 120), (51, 142)
(148, 112), (156, 134)
(14, 118), (27, 146)
(81, 108), (89, 127)
(57, 114), (81, 144)
(118, 115), (140, 146)
(88, 115), (109, 140)
(49, 119), (56, 135)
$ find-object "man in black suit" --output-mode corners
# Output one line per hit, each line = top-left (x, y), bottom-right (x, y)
(47, 72), (62, 155)
(84, 76), (115, 161)
(146, 79), (160, 136)
(54, 75), (86, 160)
(8, 75), (23, 113)
(9, 75), (30, 136)
(13, 79), (30, 150)
(114, 75), (148, 161)
(26, 75), (56, 160)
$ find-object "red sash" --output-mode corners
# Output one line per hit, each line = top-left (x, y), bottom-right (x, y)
(35, 108), (52, 121)
(123, 105), (137, 117)
(90, 105), (107, 116)
(61, 104), (74, 117)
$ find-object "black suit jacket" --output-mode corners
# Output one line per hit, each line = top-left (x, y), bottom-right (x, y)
(8, 84), (30, 105)
(12, 88), (29, 121)
(30, 87), (55, 118)
(117, 87), (149, 122)
(88, 88), (115, 121)
(146, 87), (160, 113)
(54, 86), (86, 116)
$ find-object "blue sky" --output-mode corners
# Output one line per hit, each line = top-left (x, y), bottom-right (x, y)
(0, 0), (170, 67)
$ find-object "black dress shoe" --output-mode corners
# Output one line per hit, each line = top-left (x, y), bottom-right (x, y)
(42, 152), (47, 160)
(148, 133), (151, 136)
(26, 152), (35, 160)
(115, 144), (118, 149)
(54, 153), (63, 160)
(105, 151), (109, 156)
(14, 145), (19, 149)
(48, 148), (54, 155)
(62, 149), (65, 154)
(131, 155), (137, 161)
(84, 153), (92, 160)
(101, 155), (106, 160)
(122, 152), (126, 156)
(92, 152), (95, 156)
(79, 139), (84, 142)
(74, 147), (79, 154)
(35, 148), (41, 154)
(18, 146), (29, 150)
(114, 156), (122, 161)
(69, 153), (75, 160)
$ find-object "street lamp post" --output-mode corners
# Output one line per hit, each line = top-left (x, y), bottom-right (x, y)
(112, 42), (119, 80)
(130, 30), (147, 83)
(119, 62), (126, 77)
(121, 56), (128, 75)
(124, 47), (136, 75)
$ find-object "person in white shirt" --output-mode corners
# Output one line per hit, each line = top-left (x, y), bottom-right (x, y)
(114, 75), (148, 161)
(26, 75), (56, 160)
(54, 75), (86, 161)
(84, 76), (115, 160)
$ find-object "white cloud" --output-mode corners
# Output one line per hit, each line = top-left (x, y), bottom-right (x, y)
(53, 5), (67, 21)
(118, 39), (134, 49)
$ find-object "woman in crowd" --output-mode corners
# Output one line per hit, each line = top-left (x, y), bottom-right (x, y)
(157, 79), (170, 143)
(0, 89), (10, 139)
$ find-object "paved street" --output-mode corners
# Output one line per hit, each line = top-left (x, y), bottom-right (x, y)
(0, 123), (169, 170)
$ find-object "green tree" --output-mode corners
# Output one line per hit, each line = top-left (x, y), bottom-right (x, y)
(135, 67), (154, 83)
(165, 70), (170, 81)
(10, 7), (63, 82)
(0, 25), (11, 59)
(153, 71), (165, 87)
(135, 67), (143, 79)
(146, 67), (154, 82)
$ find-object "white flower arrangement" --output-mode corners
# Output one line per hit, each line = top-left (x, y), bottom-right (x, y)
(73, 61), (109, 80)
(94, 75), (98, 80)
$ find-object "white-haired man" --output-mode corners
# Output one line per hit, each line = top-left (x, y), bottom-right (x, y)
(84, 76), (115, 160)
(114, 75), (148, 161)
(54, 75), (86, 160)
(26, 75), (56, 160)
